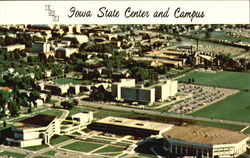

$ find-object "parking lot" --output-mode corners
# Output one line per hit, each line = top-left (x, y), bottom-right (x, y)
(168, 83), (238, 114)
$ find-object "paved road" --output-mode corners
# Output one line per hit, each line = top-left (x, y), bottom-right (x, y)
(77, 100), (250, 127)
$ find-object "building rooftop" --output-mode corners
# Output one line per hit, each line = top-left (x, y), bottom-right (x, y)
(14, 114), (56, 129)
(163, 125), (248, 145)
(134, 56), (182, 64)
(71, 111), (91, 118)
(96, 116), (173, 132)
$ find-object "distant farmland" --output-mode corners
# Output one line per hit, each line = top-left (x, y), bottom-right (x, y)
(178, 71), (250, 90)
(191, 92), (250, 123)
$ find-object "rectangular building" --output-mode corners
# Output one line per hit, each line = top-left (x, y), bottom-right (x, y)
(88, 116), (174, 137)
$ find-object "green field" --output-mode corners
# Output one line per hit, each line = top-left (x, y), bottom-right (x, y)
(62, 141), (103, 152)
(0, 151), (26, 158)
(24, 144), (49, 151)
(38, 109), (63, 117)
(195, 121), (245, 131)
(192, 31), (250, 44)
(192, 92), (250, 122)
(55, 78), (84, 85)
(178, 71), (250, 90)
(43, 150), (57, 156)
(50, 135), (71, 145)
(94, 145), (125, 153)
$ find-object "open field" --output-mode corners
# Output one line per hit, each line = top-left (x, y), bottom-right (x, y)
(62, 141), (103, 152)
(38, 109), (63, 117)
(0, 151), (26, 158)
(24, 144), (49, 151)
(43, 150), (57, 156)
(178, 71), (250, 90)
(193, 31), (250, 44)
(192, 92), (250, 123)
(50, 135), (71, 145)
(180, 37), (245, 55)
(54, 78), (90, 84)
(94, 145), (125, 153)
(195, 120), (245, 131)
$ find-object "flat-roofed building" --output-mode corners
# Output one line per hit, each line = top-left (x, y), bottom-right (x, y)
(133, 56), (183, 68)
(63, 34), (88, 44)
(162, 125), (249, 158)
(155, 80), (178, 101)
(32, 41), (50, 53)
(3, 44), (25, 52)
(71, 111), (93, 124)
(112, 78), (177, 103)
(88, 116), (174, 137)
(111, 78), (136, 100)
(45, 84), (70, 95)
(121, 86), (155, 104)
(7, 114), (60, 148)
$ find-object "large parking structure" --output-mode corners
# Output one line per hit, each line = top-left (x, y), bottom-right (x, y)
(191, 91), (250, 123)
(178, 71), (250, 90)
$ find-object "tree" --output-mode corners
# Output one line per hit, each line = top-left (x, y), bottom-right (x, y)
(0, 90), (12, 115)
(8, 100), (19, 117)
(89, 86), (113, 101)
(29, 91), (40, 107)
(61, 101), (74, 109)
(46, 92), (52, 103)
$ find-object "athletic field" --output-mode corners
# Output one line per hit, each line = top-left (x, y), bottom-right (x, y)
(178, 71), (250, 90)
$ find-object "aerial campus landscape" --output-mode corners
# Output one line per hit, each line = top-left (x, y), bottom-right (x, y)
(0, 24), (249, 158)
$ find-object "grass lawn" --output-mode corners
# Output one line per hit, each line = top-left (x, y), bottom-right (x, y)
(24, 144), (49, 151)
(243, 127), (250, 134)
(192, 92), (250, 122)
(43, 150), (57, 156)
(38, 109), (63, 117)
(94, 145), (125, 153)
(0, 151), (26, 158)
(101, 152), (123, 156)
(48, 100), (58, 104)
(195, 121), (245, 131)
(55, 78), (84, 85)
(50, 135), (71, 145)
(138, 153), (158, 158)
(62, 141), (103, 152)
(178, 71), (250, 90)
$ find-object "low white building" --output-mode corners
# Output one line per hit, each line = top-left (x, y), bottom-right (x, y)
(3, 44), (25, 52)
(7, 114), (60, 148)
(63, 34), (88, 44)
(71, 111), (93, 124)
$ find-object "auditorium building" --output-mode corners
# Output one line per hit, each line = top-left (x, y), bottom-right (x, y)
(162, 125), (249, 158)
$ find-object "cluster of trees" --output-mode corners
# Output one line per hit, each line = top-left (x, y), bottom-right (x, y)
(0, 89), (41, 118)
(84, 43), (116, 53)
(60, 100), (78, 109)
(129, 66), (159, 82)
(105, 51), (127, 70)
(0, 34), (44, 47)
(89, 85), (113, 102)
(2, 74), (35, 90)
